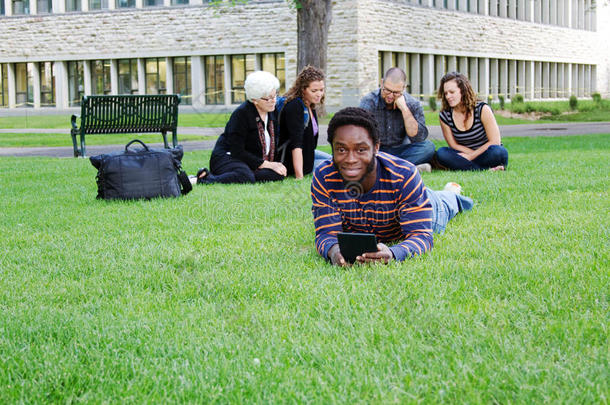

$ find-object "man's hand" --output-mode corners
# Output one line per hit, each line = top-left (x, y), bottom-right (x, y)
(328, 244), (347, 267)
(394, 94), (408, 112)
(259, 161), (287, 176)
(356, 243), (393, 264)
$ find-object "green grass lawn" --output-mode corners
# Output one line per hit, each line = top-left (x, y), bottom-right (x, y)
(0, 134), (608, 402)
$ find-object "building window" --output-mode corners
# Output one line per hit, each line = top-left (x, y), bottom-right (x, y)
(68, 61), (84, 107)
(15, 63), (33, 108)
(231, 54), (255, 104)
(171, 0), (189, 4)
(173, 57), (191, 105)
(145, 58), (167, 95)
(205, 55), (224, 105)
(118, 59), (138, 94)
(117, 0), (135, 7)
(65, 0), (81, 11)
(40, 62), (55, 107)
(1, 0), (5, 15)
(0, 64), (7, 107)
(89, 0), (109, 9)
(261, 53), (285, 95)
(91, 60), (111, 95)
(37, 0), (52, 12)
(144, 0), (163, 6)
(12, 0), (30, 14)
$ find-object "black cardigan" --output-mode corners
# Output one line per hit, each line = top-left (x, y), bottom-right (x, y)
(211, 101), (279, 170)
(279, 97), (318, 176)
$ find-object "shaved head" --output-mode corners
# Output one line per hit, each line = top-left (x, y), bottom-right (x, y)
(383, 67), (406, 84)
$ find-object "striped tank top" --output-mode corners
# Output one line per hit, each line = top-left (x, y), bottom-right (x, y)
(439, 102), (489, 149)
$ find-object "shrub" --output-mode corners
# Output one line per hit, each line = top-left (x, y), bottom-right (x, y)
(428, 96), (437, 112)
(550, 107), (561, 116)
(498, 95), (505, 110)
(512, 94), (524, 104)
(525, 103), (536, 113)
(592, 92), (602, 103)
(569, 95), (578, 110)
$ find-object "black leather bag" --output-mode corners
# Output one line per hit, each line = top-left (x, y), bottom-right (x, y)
(90, 139), (192, 200)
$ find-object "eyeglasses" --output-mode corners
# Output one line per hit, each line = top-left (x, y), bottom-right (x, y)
(259, 94), (277, 102)
(381, 87), (403, 97)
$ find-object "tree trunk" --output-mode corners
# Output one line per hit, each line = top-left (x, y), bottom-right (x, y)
(296, 0), (333, 74)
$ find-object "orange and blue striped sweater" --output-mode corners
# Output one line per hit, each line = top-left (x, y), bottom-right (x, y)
(311, 152), (433, 261)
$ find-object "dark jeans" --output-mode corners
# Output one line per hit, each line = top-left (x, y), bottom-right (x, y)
(435, 145), (509, 171)
(202, 153), (285, 184)
(380, 139), (435, 165)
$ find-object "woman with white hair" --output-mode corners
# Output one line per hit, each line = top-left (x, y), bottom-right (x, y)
(195, 71), (287, 184)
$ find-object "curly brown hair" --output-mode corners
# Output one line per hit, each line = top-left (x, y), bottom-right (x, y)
(283, 65), (325, 107)
(437, 72), (477, 119)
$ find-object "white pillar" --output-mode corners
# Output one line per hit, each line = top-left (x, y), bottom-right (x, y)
(542, 62), (550, 98)
(550, 0), (557, 24)
(136, 0), (143, 8)
(82, 0), (89, 12)
(499, 0), (507, 17)
(223, 55), (231, 105)
(382, 51), (393, 73)
(590, 65), (596, 95)
(564, 0), (571, 27)
(137, 58), (146, 94)
(397, 53), (408, 75)
(447, 55), (457, 73)
(54, 61), (70, 109)
(563, 64), (571, 98)
(110, 59), (119, 94)
(525, 61), (534, 100)
(517, 60), (526, 96)
(509, 0), (516, 18)
(534, 0), (541, 22)
(191, 56), (205, 108)
(526, 0), (534, 21)
(163, 0), (170, 6)
(422, 54), (435, 99)
(458, 56), (468, 77)
(435, 55), (445, 92)
(52, 0), (64, 13)
(83, 60), (92, 95)
(557, 63), (565, 98)
(550, 62), (558, 98)
(578, 64), (585, 97)
(578, 0), (584, 29)
(517, 0), (525, 19)
(542, 0), (549, 23)
(30, 0), (38, 15)
(32, 63), (41, 108)
(509, 59), (517, 98)
(490, 58), (499, 100)
(189, 0), (202, 4)
(165, 57), (173, 94)
(7, 63), (16, 108)
(534, 62), (542, 98)
(469, 57), (479, 93)
(410, 54), (421, 100)
(458, 0), (467, 11)
(499, 59), (508, 99)
(479, 58), (490, 100)
(489, 0), (497, 16)
(447, 0), (456, 10)
(108, 0), (115, 9)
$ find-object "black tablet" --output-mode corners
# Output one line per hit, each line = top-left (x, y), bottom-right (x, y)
(337, 232), (378, 264)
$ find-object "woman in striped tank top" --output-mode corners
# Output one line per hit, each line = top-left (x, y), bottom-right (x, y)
(435, 72), (508, 171)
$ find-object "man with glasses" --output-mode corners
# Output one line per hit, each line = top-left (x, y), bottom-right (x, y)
(360, 67), (435, 172)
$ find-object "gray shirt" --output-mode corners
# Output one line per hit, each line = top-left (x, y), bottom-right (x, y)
(359, 89), (429, 148)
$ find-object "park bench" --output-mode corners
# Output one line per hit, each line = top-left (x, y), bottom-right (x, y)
(70, 94), (181, 157)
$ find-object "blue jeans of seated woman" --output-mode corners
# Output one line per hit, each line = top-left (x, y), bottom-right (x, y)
(436, 144), (508, 171)
(380, 139), (436, 165)
(314, 149), (332, 170)
(426, 188), (473, 234)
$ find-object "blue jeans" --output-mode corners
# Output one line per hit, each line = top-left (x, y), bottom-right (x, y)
(380, 140), (435, 165)
(426, 188), (473, 234)
(436, 145), (508, 171)
(314, 149), (332, 170)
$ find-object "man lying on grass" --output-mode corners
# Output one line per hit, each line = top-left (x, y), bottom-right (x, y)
(311, 107), (474, 266)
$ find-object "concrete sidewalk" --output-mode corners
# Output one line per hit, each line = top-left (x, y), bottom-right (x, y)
(0, 122), (608, 158)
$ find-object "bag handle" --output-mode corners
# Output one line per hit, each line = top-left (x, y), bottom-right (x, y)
(177, 170), (192, 195)
(125, 139), (149, 152)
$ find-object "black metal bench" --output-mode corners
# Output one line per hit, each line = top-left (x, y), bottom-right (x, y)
(70, 94), (181, 157)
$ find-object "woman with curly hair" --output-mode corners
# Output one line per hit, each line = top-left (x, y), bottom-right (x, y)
(435, 72), (508, 171)
(278, 65), (332, 179)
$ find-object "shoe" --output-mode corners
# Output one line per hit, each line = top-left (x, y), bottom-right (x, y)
(416, 163), (431, 173)
(188, 175), (198, 186)
(443, 182), (462, 195)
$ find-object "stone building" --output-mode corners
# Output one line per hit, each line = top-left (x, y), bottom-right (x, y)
(0, 0), (608, 110)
